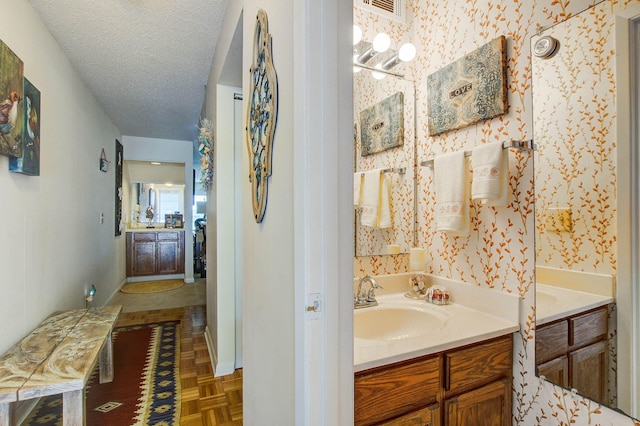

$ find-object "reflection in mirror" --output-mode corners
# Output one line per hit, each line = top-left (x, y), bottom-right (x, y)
(353, 71), (416, 257)
(125, 160), (185, 228)
(532, 0), (627, 414)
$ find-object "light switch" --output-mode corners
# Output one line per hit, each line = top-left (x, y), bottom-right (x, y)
(544, 208), (572, 232)
(305, 293), (322, 320)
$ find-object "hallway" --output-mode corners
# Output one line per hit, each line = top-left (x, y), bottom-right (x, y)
(110, 283), (243, 425)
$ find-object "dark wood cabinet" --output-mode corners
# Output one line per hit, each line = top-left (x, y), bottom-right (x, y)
(126, 231), (184, 277)
(536, 306), (610, 405)
(355, 334), (513, 426)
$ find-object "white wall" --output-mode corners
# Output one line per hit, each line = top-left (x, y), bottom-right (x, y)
(207, 83), (241, 377)
(122, 136), (194, 283)
(0, 0), (123, 353)
(207, 0), (353, 424)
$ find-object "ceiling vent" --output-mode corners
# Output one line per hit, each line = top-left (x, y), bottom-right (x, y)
(356, 0), (406, 23)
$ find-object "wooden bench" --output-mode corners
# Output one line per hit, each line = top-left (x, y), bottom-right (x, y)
(0, 305), (122, 425)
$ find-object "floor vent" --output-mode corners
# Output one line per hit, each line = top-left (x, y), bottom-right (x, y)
(356, 0), (406, 23)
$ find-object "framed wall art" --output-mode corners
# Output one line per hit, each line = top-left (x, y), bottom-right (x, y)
(359, 92), (404, 156)
(246, 9), (279, 223)
(115, 139), (123, 236)
(0, 39), (24, 157)
(9, 77), (40, 175)
(427, 36), (507, 136)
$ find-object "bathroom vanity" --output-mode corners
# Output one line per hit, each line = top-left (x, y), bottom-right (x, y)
(355, 335), (512, 425)
(535, 281), (615, 406)
(353, 274), (520, 426)
(125, 229), (185, 278)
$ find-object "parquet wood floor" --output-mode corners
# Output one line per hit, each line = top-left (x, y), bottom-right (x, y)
(115, 305), (243, 425)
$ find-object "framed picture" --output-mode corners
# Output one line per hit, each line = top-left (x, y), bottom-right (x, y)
(359, 92), (404, 156)
(164, 214), (183, 229)
(9, 77), (40, 175)
(115, 139), (123, 236)
(0, 39), (24, 157)
(427, 36), (507, 136)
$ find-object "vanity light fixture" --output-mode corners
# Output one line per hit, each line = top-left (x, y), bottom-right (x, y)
(381, 42), (417, 70)
(352, 26), (416, 78)
(353, 25), (362, 45)
(150, 161), (162, 165)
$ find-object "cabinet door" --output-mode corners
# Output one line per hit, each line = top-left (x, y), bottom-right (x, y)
(132, 240), (157, 275)
(537, 355), (568, 388)
(444, 378), (511, 426)
(380, 403), (440, 426)
(569, 340), (608, 404)
(157, 232), (184, 274)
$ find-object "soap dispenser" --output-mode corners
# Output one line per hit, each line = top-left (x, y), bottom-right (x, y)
(405, 247), (428, 299)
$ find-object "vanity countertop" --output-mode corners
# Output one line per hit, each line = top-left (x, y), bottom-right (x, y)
(354, 292), (520, 372)
(126, 228), (185, 232)
(536, 283), (613, 326)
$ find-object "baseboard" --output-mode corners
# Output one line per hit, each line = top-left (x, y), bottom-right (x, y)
(103, 278), (127, 307)
(204, 326), (218, 372)
(126, 274), (185, 283)
(185, 277), (195, 284)
(204, 326), (235, 377)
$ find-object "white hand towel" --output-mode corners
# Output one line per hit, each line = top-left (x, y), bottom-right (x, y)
(354, 172), (363, 208)
(434, 151), (470, 235)
(471, 141), (509, 206)
(361, 169), (392, 229)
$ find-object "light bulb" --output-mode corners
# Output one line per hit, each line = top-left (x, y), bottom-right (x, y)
(398, 43), (417, 62)
(372, 32), (391, 53)
(353, 25), (362, 45)
(372, 64), (386, 80)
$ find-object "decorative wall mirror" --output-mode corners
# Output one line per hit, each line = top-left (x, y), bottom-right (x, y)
(353, 70), (416, 257)
(246, 9), (278, 223)
(532, 0), (637, 417)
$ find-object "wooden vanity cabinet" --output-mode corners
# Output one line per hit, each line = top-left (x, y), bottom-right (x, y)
(126, 231), (185, 277)
(354, 334), (513, 426)
(536, 306), (609, 405)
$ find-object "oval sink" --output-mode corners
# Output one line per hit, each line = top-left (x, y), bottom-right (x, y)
(354, 307), (447, 341)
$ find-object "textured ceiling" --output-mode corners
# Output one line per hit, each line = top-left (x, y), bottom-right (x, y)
(28, 0), (229, 142)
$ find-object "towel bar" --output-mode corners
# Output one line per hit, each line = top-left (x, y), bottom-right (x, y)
(359, 167), (406, 176)
(419, 139), (535, 169)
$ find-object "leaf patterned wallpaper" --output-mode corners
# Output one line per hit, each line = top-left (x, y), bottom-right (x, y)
(354, 0), (640, 424)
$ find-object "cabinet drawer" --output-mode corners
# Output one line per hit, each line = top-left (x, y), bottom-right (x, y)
(444, 335), (512, 396)
(536, 321), (568, 364)
(569, 308), (607, 348)
(157, 231), (180, 241)
(133, 232), (156, 242)
(355, 355), (440, 426)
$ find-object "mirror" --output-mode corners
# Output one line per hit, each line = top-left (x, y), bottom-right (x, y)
(125, 160), (186, 228)
(353, 70), (416, 256)
(532, 0), (629, 415)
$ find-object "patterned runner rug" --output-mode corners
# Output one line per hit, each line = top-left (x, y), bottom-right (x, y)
(24, 321), (181, 425)
(120, 279), (185, 294)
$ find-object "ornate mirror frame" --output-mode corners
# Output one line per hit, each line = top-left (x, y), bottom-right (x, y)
(246, 9), (279, 223)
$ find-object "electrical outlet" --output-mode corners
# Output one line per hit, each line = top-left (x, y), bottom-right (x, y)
(544, 208), (572, 232)
(100, 212), (104, 224)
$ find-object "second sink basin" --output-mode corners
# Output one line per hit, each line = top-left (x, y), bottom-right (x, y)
(354, 304), (448, 341)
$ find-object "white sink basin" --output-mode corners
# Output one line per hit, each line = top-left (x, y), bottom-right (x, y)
(354, 306), (448, 341)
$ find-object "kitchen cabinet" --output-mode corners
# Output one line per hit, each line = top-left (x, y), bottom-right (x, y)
(536, 306), (610, 405)
(126, 231), (185, 277)
(354, 334), (513, 426)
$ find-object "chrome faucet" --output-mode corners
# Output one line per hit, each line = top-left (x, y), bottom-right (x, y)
(354, 275), (383, 309)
